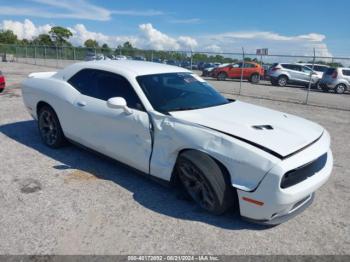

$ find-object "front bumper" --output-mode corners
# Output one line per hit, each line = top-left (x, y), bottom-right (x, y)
(237, 131), (333, 225)
(243, 193), (315, 225)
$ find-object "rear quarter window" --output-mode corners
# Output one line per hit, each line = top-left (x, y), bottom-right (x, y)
(68, 69), (96, 95)
(342, 69), (350, 76)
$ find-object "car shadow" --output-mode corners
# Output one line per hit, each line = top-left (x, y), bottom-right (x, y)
(0, 120), (272, 231)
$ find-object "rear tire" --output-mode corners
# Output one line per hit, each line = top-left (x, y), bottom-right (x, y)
(217, 72), (227, 81)
(249, 73), (260, 84)
(38, 105), (66, 148)
(176, 150), (235, 215)
(335, 84), (346, 94)
(277, 75), (288, 87)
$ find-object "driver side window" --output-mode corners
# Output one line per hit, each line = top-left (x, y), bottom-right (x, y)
(68, 69), (144, 111)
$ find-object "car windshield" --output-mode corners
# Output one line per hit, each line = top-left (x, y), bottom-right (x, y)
(137, 72), (230, 113)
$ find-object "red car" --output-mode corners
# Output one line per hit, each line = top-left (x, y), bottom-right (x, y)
(212, 62), (264, 83)
(0, 71), (5, 93)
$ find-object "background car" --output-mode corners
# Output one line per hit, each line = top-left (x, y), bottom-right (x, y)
(262, 64), (272, 80)
(0, 70), (5, 93)
(151, 58), (163, 63)
(201, 63), (221, 77)
(212, 62), (264, 83)
(319, 67), (350, 94)
(85, 53), (105, 61)
(268, 63), (320, 87)
(166, 60), (180, 66)
(133, 56), (146, 61)
(298, 63), (329, 79)
(114, 55), (128, 60)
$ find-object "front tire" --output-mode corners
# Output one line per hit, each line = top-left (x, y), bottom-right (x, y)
(176, 150), (235, 215)
(217, 72), (227, 81)
(38, 105), (66, 148)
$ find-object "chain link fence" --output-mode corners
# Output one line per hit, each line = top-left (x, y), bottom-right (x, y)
(1, 43), (349, 110)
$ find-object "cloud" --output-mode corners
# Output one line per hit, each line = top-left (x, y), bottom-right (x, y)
(204, 44), (222, 52)
(0, 19), (332, 57)
(68, 24), (139, 47)
(0, 19), (51, 40)
(111, 10), (165, 16)
(178, 36), (198, 49)
(0, 0), (164, 21)
(138, 23), (197, 50)
(200, 31), (332, 57)
(169, 18), (201, 24)
(212, 31), (326, 42)
(0, 19), (195, 50)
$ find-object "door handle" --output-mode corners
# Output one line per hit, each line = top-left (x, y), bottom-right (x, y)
(77, 101), (87, 107)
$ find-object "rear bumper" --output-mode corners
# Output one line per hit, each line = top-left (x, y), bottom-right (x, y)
(237, 131), (333, 224)
(319, 81), (337, 89)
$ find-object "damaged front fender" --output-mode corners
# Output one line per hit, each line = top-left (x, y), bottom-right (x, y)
(148, 111), (281, 192)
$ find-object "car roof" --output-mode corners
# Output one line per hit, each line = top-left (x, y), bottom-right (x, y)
(55, 60), (190, 80)
(297, 63), (329, 67)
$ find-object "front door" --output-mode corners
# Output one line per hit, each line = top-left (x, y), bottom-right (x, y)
(67, 69), (152, 173)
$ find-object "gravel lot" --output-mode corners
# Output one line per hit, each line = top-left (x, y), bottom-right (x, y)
(0, 62), (349, 255)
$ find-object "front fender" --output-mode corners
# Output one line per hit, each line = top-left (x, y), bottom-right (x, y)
(149, 112), (281, 191)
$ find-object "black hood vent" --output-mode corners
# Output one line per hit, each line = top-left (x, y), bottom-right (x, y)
(252, 125), (273, 130)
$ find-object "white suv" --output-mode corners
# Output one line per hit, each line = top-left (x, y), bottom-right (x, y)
(268, 63), (320, 88)
(319, 67), (350, 94)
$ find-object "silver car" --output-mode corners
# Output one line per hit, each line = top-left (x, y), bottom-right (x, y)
(298, 63), (329, 79)
(268, 63), (320, 87)
(319, 67), (350, 94)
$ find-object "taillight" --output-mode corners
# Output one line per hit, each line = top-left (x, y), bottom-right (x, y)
(332, 71), (338, 79)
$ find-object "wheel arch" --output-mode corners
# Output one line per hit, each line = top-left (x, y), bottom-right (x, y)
(36, 100), (53, 116)
(278, 74), (289, 80)
(170, 148), (233, 188)
(249, 72), (260, 81)
(36, 101), (65, 134)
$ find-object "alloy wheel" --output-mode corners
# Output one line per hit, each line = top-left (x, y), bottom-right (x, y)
(177, 159), (216, 211)
(39, 110), (59, 146)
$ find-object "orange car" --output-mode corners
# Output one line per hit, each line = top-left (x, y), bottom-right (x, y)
(212, 62), (264, 83)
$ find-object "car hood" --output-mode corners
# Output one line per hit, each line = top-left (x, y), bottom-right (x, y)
(170, 101), (324, 158)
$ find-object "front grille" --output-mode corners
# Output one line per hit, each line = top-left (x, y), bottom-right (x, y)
(281, 153), (328, 189)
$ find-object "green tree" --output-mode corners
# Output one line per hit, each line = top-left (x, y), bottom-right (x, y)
(49, 26), (73, 46)
(123, 41), (134, 49)
(33, 34), (53, 46)
(84, 39), (99, 48)
(0, 30), (18, 44)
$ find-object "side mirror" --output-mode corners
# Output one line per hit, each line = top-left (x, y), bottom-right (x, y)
(107, 97), (133, 115)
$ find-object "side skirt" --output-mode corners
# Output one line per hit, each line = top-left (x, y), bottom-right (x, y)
(66, 138), (171, 188)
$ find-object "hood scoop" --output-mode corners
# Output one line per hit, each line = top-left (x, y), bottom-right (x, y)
(252, 125), (273, 130)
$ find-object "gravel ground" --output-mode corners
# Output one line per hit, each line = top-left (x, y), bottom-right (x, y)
(0, 62), (349, 255)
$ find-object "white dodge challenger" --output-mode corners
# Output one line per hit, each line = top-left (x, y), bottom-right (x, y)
(21, 60), (333, 225)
